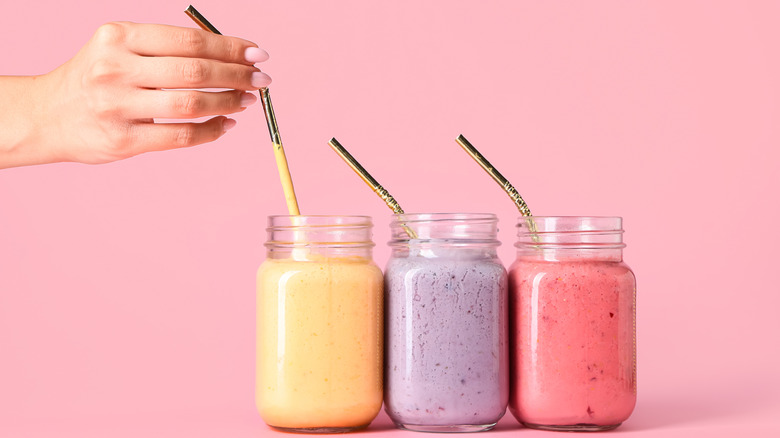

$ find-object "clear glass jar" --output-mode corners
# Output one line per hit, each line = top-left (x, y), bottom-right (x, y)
(255, 216), (384, 433)
(508, 217), (637, 431)
(384, 213), (509, 432)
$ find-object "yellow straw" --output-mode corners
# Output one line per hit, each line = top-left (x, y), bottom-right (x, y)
(259, 89), (300, 215)
(185, 5), (300, 215)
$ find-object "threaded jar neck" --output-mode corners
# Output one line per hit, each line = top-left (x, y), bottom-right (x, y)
(389, 213), (501, 258)
(265, 215), (375, 258)
(517, 216), (625, 261)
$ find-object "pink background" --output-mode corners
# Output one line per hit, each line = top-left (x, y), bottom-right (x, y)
(1, 0), (778, 436)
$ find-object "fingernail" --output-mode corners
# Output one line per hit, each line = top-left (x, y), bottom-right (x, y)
(223, 118), (237, 133)
(240, 92), (258, 107)
(245, 47), (270, 63)
(251, 71), (272, 88)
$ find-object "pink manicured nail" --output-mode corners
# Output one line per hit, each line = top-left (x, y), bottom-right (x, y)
(223, 118), (237, 133)
(251, 72), (272, 88)
(245, 47), (270, 63)
(240, 92), (258, 107)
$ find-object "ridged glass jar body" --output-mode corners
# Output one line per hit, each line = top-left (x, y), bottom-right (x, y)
(256, 216), (383, 433)
(384, 213), (509, 433)
(508, 217), (636, 431)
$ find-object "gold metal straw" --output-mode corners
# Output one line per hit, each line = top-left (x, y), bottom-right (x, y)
(259, 90), (300, 214)
(184, 5), (220, 33)
(455, 134), (533, 217)
(185, 5), (300, 215)
(455, 134), (539, 240)
(328, 138), (417, 239)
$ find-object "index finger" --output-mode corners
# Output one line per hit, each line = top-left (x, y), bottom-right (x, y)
(114, 22), (268, 65)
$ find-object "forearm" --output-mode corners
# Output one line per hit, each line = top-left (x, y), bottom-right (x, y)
(0, 74), (60, 169)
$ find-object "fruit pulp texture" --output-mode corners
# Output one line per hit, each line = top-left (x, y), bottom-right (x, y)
(384, 250), (509, 426)
(256, 256), (384, 429)
(508, 257), (636, 426)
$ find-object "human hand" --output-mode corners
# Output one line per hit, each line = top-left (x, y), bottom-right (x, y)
(1, 21), (271, 167)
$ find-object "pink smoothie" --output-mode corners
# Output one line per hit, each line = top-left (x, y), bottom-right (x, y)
(508, 257), (636, 428)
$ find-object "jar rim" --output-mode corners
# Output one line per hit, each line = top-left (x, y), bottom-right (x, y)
(392, 212), (498, 222)
(516, 216), (623, 231)
(268, 214), (373, 219)
(516, 215), (623, 220)
(267, 215), (373, 229)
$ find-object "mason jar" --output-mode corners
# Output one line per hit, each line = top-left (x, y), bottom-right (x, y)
(508, 216), (637, 431)
(256, 215), (383, 433)
(384, 213), (509, 432)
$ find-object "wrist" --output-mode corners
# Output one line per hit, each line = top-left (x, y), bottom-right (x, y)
(0, 72), (64, 169)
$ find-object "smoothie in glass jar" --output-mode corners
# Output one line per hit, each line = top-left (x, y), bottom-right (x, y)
(508, 216), (636, 431)
(256, 216), (383, 433)
(384, 213), (508, 432)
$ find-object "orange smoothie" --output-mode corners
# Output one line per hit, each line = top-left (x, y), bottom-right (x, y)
(256, 255), (384, 431)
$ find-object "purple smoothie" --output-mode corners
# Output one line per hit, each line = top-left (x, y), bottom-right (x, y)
(384, 248), (509, 431)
